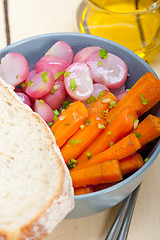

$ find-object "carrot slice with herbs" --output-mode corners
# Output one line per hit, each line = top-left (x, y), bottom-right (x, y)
(119, 153), (144, 176)
(61, 113), (107, 164)
(70, 160), (122, 188)
(77, 108), (138, 163)
(51, 101), (88, 147)
(105, 72), (160, 122)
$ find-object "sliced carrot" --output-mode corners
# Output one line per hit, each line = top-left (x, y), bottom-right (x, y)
(119, 153), (144, 176)
(77, 108), (138, 163)
(72, 134), (141, 170)
(70, 160), (122, 188)
(74, 186), (94, 195)
(51, 101), (88, 147)
(105, 72), (160, 122)
(88, 90), (117, 116)
(61, 113), (107, 164)
(132, 114), (160, 146)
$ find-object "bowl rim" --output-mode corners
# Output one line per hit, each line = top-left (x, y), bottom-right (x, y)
(0, 32), (159, 200)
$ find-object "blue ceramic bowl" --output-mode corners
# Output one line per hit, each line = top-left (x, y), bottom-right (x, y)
(0, 33), (159, 218)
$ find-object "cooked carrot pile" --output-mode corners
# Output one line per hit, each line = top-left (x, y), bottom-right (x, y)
(50, 72), (160, 195)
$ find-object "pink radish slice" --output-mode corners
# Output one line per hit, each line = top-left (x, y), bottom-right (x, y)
(42, 80), (68, 109)
(22, 70), (37, 92)
(25, 70), (54, 99)
(110, 83), (125, 96)
(35, 55), (70, 81)
(16, 92), (31, 107)
(73, 46), (102, 63)
(117, 91), (127, 101)
(64, 63), (93, 101)
(87, 52), (128, 89)
(45, 41), (73, 64)
(92, 83), (109, 97)
(0, 52), (29, 87)
(33, 100), (54, 123)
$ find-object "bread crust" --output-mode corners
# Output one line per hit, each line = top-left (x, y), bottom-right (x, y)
(0, 78), (74, 240)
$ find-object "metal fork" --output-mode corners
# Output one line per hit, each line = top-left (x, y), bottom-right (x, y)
(105, 185), (140, 240)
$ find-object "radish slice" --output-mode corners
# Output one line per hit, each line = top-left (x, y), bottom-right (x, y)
(117, 91), (127, 101)
(16, 92), (31, 107)
(87, 52), (128, 89)
(25, 70), (54, 99)
(33, 100), (54, 123)
(22, 70), (37, 92)
(110, 83), (125, 96)
(45, 41), (73, 64)
(35, 55), (70, 81)
(73, 46), (102, 63)
(0, 52), (29, 87)
(64, 63), (93, 101)
(42, 80), (67, 109)
(92, 83), (109, 97)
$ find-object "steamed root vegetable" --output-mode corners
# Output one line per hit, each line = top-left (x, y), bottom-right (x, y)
(72, 134), (142, 170)
(119, 153), (144, 176)
(64, 63), (93, 101)
(35, 55), (70, 81)
(92, 83), (108, 97)
(70, 160), (122, 188)
(61, 113), (107, 164)
(25, 70), (54, 99)
(42, 80), (67, 109)
(0, 52), (29, 87)
(45, 41), (73, 64)
(73, 46), (102, 63)
(74, 186), (94, 195)
(132, 114), (160, 146)
(50, 101), (88, 147)
(87, 51), (128, 89)
(16, 92), (31, 107)
(104, 72), (160, 122)
(33, 99), (54, 123)
(78, 108), (138, 163)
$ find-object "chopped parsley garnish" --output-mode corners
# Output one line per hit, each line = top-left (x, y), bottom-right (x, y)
(99, 48), (108, 59)
(53, 109), (59, 122)
(86, 95), (97, 104)
(126, 89), (130, 92)
(134, 132), (142, 138)
(98, 124), (105, 129)
(70, 78), (77, 91)
(107, 131), (112, 135)
(64, 72), (71, 77)
(27, 81), (34, 87)
(50, 84), (59, 94)
(68, 158), (78, 169)
(41, 71), (49, 83)
(16, 74), (18, 79)
(62, 100), (72, 109)
(53, 115), (58, 122)
(54, 70), (65, 80)
(140, 94), (147, 105)
(98, 61), (103, 66)
(109, 142), (114, 147)
(87, 152), (91, 159)
(102, 110), (109, 117)
(39, 99), (44, 103)
(109, 100), (116, 109)
(48, 121), (53, 127)
(144, 157), (149, 163)
(69, 139), (82, 145)
(102, 98), (111, 103)
(80, 124), (85, 130)
(21, 82), (26, 88)
(85, 118), (90, 125)
(98, 91), (104, 98)
(133, 119), (139, 129)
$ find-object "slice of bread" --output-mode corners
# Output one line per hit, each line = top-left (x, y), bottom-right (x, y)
(0, 77), (74, 240)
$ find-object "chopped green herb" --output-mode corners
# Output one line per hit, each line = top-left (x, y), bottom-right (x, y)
(64, 72), (71, 77)
(144, 157), (149, 163)
(98, 124), (105, 129)
(86, 95), (96, 104)
(70, 78), (77, 91)
(16, 74), (18, 79)
(50, 84), (59, 94)
(107, 131), (112, 135)
(85, 118), (90, 125)
(133, 119), (139, 129)
(21, 82), (26, 88)
(98, 61), (103, 66)
(69, 139), (82, 145)
(62, 100), (72, 109)
(109, 100), (116, 109)
(50, 88), (55, 94)
(41, 71), (49, 83)
(53, 109), (59, 116)
(109, 141), (114, 147)
(51, 130), (54, 134)
(134, 132), (142, 138)
(108, 120), (111, 124)
(99, 48), (108, 59)
(97, 91), (104, 98)
(39, 99), (44, 103)
(27, 81), (34, 87)
(68, 158), (78, 169)
(54, 70), (65, 80)
(48, 121), (53, 127)
(53, 115), (58, 122)
(102, 110), (109, 117)
(87, 152), (91, 159)
(80, 124), (85, 130)
(126, 89), (130, 92)
(102, 98), (111, 103)
(140, 94), (147, 105)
